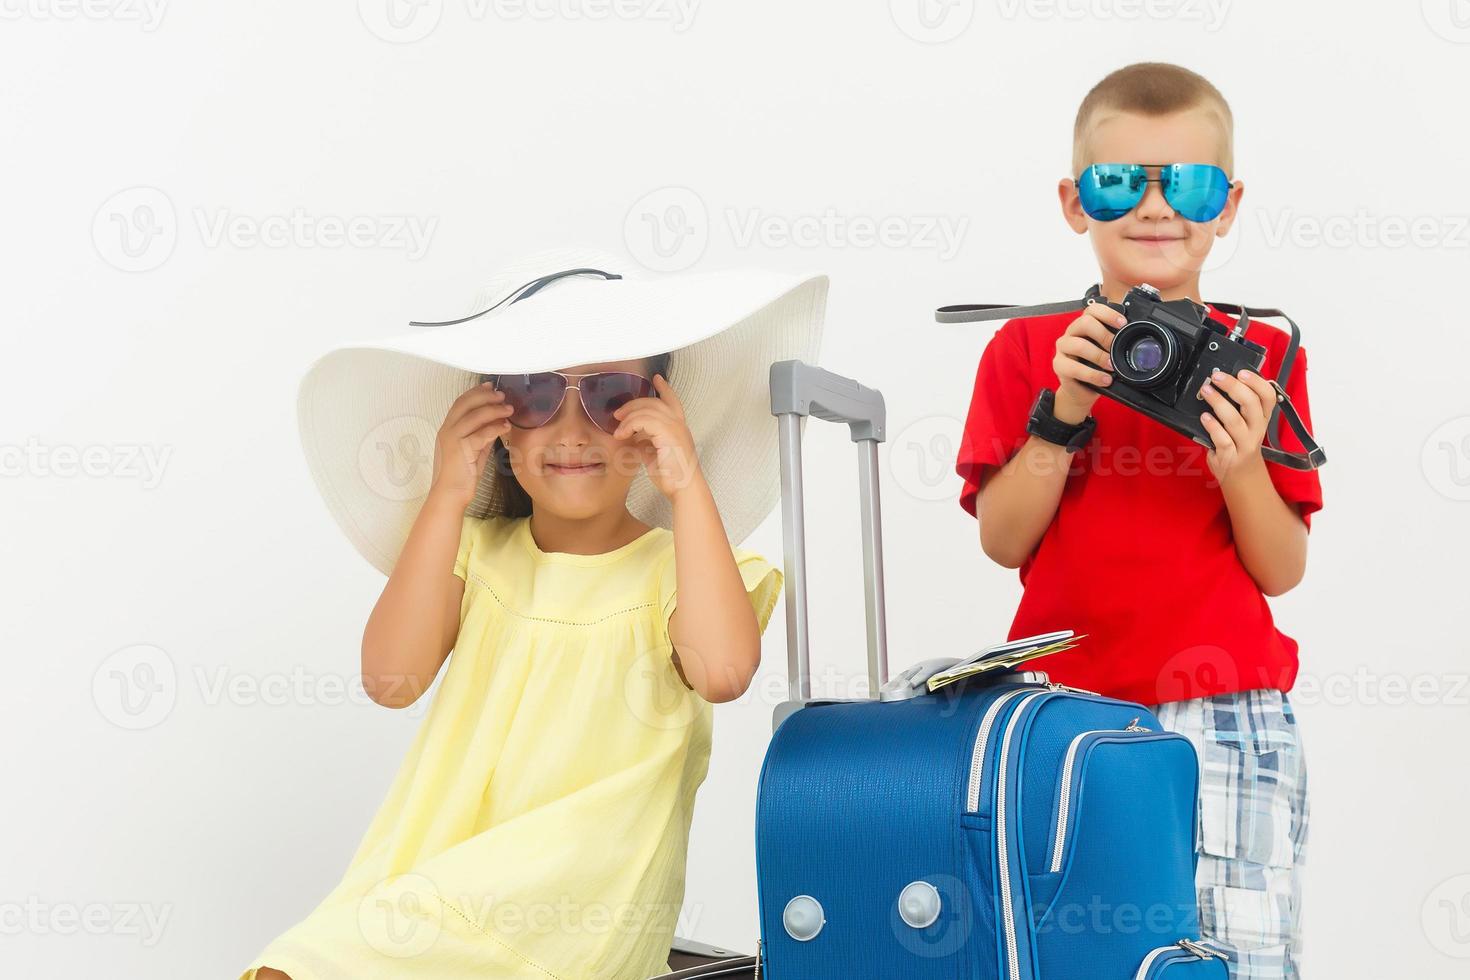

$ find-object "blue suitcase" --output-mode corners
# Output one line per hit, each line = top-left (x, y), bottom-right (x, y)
(753, 361), (1228, 980)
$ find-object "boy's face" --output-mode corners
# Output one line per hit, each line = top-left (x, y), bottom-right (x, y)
(1060, 108), (1243, 294)
(500, 358), (652, 520)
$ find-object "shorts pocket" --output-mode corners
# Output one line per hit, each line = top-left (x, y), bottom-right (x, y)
(1198, 884), (1293, 964)
(1198, 708), (1301, 870)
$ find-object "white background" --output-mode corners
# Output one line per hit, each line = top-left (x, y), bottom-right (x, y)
(3, 1), (1469, 977)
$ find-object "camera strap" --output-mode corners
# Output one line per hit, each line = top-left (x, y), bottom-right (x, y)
(935, 287), (1327, 471)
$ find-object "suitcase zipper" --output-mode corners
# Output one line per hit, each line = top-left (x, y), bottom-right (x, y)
(965, 688), (1031, 812)
(1047, 720), (1153, 872)
(965, 683), (1105, 813)
(1133, 938), (1228, 978)
(994, 690), (1049, 980)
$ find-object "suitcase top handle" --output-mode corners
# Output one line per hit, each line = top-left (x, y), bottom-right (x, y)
(768, 360), (889, 729)
(769, 360), (886, 442)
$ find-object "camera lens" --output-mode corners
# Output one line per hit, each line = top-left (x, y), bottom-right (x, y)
(1110, 320), (1177, 387)
(1128, 337), (1164, 374)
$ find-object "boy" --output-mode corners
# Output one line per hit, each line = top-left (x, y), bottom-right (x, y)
(956, 63), (1321, 979)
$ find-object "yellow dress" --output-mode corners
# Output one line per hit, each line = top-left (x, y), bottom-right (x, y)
(242, 514), (783, 980)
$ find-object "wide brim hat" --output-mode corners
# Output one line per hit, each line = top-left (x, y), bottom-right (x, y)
(298, 247), (828, 575)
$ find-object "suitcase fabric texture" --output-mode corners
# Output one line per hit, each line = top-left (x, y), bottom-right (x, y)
(751, 361), (1228, 980)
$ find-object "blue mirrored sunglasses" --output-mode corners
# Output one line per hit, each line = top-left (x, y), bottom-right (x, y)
(1076, 163), (1233, 223)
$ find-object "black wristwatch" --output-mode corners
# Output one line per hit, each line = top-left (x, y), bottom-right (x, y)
(1027, 388), (1096, 452)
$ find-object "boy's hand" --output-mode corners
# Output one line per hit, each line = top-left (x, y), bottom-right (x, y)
(611, 374), (704, 501)
(1051, 300), (1125, 424)
(1198, 368), (1279, 484)
(429, 381), (514, 510)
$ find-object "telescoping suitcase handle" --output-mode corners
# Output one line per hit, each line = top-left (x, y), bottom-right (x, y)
(769, 360), (889, 731)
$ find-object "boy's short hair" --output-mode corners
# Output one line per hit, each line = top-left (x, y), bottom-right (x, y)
(1072, 62), (1234, 176)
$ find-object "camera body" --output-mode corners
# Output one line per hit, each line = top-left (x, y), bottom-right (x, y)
(1089, 284), (1267, 448)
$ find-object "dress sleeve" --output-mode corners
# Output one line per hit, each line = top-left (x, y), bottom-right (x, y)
(1264, 347), (1324, 529)
(658, 546), (785, 644)
(956, 321), (1037, 519)
(452, 514), (482, 581)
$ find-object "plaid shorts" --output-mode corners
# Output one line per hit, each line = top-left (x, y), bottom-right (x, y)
(1148, 689), (1310, 980)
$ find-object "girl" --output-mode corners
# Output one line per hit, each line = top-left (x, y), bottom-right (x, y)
(243, 252), (828, 979)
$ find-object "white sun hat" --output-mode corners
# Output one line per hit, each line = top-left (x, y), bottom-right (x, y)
(297, 247), (828, 575)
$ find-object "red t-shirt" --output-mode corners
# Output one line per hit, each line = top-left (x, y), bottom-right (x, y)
(957, 305), (1323, 706)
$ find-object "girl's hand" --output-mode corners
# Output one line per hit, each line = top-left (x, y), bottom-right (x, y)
(429, 381), (515, 510)
(611, 374), (703, 501)
(1198, 368), (1279, 484)
(1052, 300), (1124, 423)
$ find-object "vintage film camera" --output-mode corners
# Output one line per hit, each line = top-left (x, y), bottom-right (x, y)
(1090, 283), (1263, 448)
(936, 284), (1326, 470)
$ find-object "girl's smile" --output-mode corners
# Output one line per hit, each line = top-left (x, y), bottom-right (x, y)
(545, 459), (606, 476)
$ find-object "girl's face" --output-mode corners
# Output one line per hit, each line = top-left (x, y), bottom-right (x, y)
(499, 358), (653, 521)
